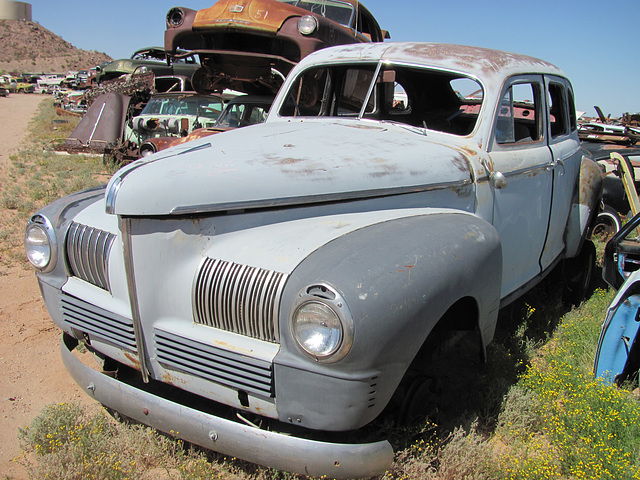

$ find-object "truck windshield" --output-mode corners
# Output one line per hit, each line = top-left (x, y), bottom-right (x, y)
(275, 0), (355, 26)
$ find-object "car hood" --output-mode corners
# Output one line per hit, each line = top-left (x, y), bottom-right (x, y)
(106, 119), (474, 216)
(193, 0), (312, 33)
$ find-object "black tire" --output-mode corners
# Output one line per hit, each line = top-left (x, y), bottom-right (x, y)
(562, 240), (596, 306)
(591, 205), (622, 240)
(397, 375), (441, 425)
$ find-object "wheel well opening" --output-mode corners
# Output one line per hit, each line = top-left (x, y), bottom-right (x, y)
(387, 297), (482, 425)
(413, 296), (481, 369)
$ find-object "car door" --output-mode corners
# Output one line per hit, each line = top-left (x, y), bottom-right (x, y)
(540, 76), (582, 270)
(487, 75), (553, 300)
(595, 270), (640, 386)
(603, 212), (640, 290)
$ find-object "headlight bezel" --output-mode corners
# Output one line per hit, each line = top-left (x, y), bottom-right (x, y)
(24, 214), (57, 273)
(291, 283), (354, 363)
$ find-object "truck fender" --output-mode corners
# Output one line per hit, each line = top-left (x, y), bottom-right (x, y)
(564, 156), (603, 258)
(274, 211), (502, 430)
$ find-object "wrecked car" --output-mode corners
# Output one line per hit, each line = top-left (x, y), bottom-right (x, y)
(165, 0), (389, 93)
(124, 91), (225, 145)
(595, 212), (640, 385)
(584, 143), (640, 237)
(26, 42), (601, 478)
(8, 77), (35, 93)
(139, 94), (274, 156)
(96, 47), (200, 84)
(602, 211), (640, 291)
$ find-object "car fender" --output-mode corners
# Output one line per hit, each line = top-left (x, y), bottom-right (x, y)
(564, 156), (603, 258)
(274, 211), (502, 430)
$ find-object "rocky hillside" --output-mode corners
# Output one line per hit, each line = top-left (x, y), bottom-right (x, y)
(0, 19), (111, 74)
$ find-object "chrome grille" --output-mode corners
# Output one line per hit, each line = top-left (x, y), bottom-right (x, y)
(155, 329), (274, 397)
(66, 222), (116, 291)
(61, 293), (136, 352)
(193, 258), (288, 343)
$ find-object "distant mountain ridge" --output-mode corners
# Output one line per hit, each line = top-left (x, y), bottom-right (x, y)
(0, 19), (111, 74)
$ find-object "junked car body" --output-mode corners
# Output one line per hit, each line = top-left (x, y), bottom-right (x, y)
(26, 42), (601, 478)
(165, 0), (389, 94)
(139, 94), (273, 156)
(96, 47), (200, 84)
(124, 91), (225, 145)
(584, 144), (640, 238)
(595, 213), (640, 385)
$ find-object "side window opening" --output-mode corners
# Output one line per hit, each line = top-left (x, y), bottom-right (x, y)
(548, 82), (568, 138)
(496, 82), (542, 145)
(357, 9), (378, 41)
(280, 64), (483, 136)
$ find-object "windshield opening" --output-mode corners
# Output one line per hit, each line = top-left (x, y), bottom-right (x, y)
(216, 100), (272, 128)
(276, 0), (355, 26)
(279, 63), (484, 136)
(141, 96), (223, 119)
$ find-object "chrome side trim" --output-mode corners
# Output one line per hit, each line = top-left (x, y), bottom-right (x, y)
(172, 179), (473, 215)
(120, 217), (150, 382)
(61, 335), (394, 479)
(105, 176), (122, 215)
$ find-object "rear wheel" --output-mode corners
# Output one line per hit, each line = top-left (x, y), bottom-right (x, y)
(591, 205), (622, 240)
(562, 240), (596, 305)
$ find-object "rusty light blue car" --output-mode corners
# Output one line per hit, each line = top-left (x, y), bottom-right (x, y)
(25, 42), (601, 478)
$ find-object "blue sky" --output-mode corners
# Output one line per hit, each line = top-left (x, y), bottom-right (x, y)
(26, 0), (639, 117)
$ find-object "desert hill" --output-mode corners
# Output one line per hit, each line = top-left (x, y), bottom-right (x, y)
(0, 19), (111, 74)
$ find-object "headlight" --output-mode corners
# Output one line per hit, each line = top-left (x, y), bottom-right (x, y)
(291, 284), (353, 362)
(133, 65), (149, 75)
(167, 7), (185, 28)
(298, 15), (318, 35)
(293, 302), (342, 356)
(25, 215), (57, 272)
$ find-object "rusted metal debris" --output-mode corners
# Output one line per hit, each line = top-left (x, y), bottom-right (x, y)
(83, 71), (155, 108)
(579, 106), (640, 145)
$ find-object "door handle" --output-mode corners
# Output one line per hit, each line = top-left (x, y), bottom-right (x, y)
(548, 159), (565, 175)
(481, 159), (508, 189)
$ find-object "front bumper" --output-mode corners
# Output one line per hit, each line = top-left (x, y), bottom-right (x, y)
(61, 334), (394, 479)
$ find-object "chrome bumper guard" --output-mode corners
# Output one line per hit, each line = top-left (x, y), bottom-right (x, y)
(61, 335), (394, 479)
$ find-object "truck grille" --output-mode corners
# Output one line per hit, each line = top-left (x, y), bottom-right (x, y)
(193, 258), (288, 343)
(61, 293), (137, 352)
(65, 222), (116, 291)
(155, 329), (274, 397)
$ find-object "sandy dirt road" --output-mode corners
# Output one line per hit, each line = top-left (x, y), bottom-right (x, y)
(0, 94), (88, 479)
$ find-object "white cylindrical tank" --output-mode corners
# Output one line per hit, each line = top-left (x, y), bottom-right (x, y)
(0, 1), (32, 21)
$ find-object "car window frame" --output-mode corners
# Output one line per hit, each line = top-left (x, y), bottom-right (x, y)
(489, 74), (547, 152)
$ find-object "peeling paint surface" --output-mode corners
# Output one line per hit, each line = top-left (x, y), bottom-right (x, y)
(110, 119), (473, 216)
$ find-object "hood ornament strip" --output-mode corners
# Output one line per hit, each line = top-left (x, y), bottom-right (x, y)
(120, 217), (151, 383)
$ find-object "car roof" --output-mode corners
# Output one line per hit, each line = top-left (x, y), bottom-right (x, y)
(149, 91), (223, 99)
(132, 47), (166, 57)
(297, 42), (566, 83)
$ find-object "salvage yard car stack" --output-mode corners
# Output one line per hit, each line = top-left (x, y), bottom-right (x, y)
(25, 41), (602, 478)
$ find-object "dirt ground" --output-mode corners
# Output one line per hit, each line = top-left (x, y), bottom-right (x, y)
(0, 94), (89, 479)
